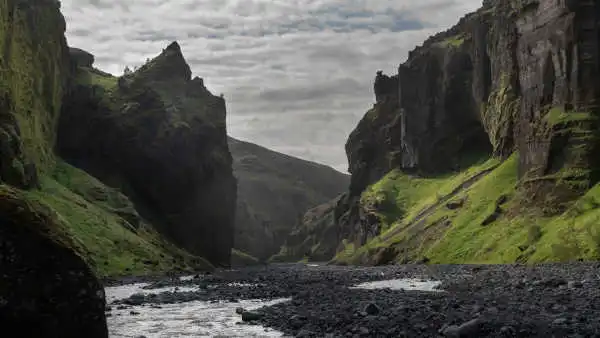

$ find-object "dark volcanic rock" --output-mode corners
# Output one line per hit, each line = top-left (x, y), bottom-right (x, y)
(0, 186), (107, 337)
(294, 0), (600, 262)
(69, 47), (95, 68)
(111, 263), (600, 337)
(514, 0), (600, 207)
(229, 137), (349, 261)
(274, 195), (345, 262)
(59, 41), (237, 266)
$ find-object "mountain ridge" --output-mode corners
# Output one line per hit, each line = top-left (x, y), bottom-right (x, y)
(229, 136), (349, 261)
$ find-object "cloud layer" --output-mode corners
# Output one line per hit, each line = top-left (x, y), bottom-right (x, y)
(61, 0), (482, 172)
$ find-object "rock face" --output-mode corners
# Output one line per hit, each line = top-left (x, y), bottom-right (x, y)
(0, 0), (70, 187)
(69, 47), (95, 68)
(274, 195), (345, 262)
(229, 137), (349, 260)
(0, 186), (108, 337)
(0, 0), (108, 335)
(59, 42), (237, 266)
(297, 0), (600, 261)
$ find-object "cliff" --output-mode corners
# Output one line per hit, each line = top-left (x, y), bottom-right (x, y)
(59, 42), (237, 267)
(228, 137), (349, 261)
(0, 0), (107, 335)
(288, 0), (600, 265)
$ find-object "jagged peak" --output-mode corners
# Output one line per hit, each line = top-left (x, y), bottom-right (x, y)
(374, 70), (398, 103)
(133, 41), (192, 83)
(166, 41), (182, 52)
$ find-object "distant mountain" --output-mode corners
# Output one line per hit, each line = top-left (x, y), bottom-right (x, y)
(228, 137), (350, 260)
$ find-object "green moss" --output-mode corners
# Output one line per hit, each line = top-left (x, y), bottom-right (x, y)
(482, 73), (519, 155)
(529, 183), (600, 262)
(0, 0), (67, 173)
(337, 151), (600, 265)
(231, 249), (260, 266)
(365, 107), (378, 121)
(544, 107), (594, 127)
(23, 160), (211, 277)
(73, 67), (118, 91)
(334, 239), (357, 262)
(360, 156), (499, 233)
(0, 183), (88, 258)
(436, 34), (466, 48)
(423, 154), (524, 262)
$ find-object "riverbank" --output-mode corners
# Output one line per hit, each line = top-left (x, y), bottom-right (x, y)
(107, 263), (600, 337)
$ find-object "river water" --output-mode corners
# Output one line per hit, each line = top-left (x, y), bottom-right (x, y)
(105, 276), (441, 337)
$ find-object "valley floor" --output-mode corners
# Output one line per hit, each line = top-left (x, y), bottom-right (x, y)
(110, 263), (600, 337)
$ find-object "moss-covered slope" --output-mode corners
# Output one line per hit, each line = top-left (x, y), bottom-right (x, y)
(27, 160), (211, 277)
(334, 154), (600, 265)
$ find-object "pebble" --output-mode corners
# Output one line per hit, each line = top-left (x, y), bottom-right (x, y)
(107, 262), (600, 337)
(364, 302), (380, 315)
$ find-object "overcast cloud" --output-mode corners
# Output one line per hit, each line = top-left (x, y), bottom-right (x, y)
(60, 0), (482, 172)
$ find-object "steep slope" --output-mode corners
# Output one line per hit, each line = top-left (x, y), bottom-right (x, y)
(1, 185), (108, 336)
(0, 0), (107, 335)
(228, 137), (349, 260)
(59, 43), (237, 267)
(284, 0), (600, 265)
(28, 160), (211, 277)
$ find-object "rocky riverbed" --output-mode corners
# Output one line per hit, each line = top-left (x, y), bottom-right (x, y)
(107, 263), (600, 337)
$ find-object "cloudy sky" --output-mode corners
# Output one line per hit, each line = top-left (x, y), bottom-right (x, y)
(60, 0), (482, 173)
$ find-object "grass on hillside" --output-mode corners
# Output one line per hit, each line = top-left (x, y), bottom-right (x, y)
(73, 67), (118, 91)
(334, 156), (500, 263)
(359, 156), (500, 233)
(231, 248), (261, 267)
(437, 34), (466, 48)
(335, 153), (600, 265)
(543, 107), (594, 127)
(529, 183), (600, 262)
(24, 160), (211, 277)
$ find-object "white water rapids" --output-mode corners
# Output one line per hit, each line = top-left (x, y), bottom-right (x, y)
(105, 276), (441, 337)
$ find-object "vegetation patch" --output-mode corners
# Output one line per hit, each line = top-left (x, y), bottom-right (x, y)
(335, 152), (600, 265)
(544, 107), (594, 127)
(359, 156), (499, 233)
(481, 73), (519, 155)
(231, 249), (261, 267)
(437, 34), (466, 48)
(528, 183), (600, 262)
(23, 160), (211, 277)
(73, 67), (118, 92)
(0, 0), (69, 173)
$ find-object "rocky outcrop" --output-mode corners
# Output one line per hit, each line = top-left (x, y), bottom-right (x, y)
(59, 42), (237, 266)
(229, 137), (349, 260)
(0, 186), (107, 337)
(302, 0), (600, 262)
(0, 0), (108, 335)
(0, 0), (70, 187)
(69, 47), (95, 68)
(513, 0), (600, 209)
(273, 195), (345, 262)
